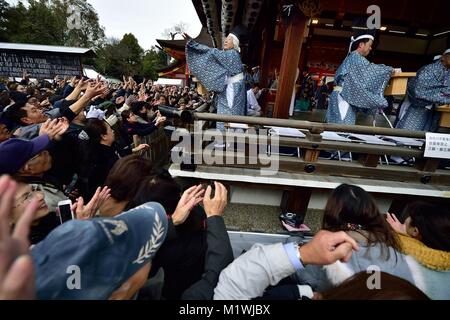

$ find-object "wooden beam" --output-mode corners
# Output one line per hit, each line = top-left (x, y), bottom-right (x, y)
(193, 113), (428, 139)
(191, 131), (424, 157)
(185, 151), (450, 185)
(259, 0), (278, 88)
(281, 187), (312, 220)
(273, 10), (308, 119)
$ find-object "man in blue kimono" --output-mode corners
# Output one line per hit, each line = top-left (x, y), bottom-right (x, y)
(326, 33), (394, 125)
(184, 30), (246, 131)
(396, 49), (450, 132)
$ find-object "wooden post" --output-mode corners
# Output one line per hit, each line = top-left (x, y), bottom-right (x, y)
(281, 187), (312, 223)
(416, 158), (440, 173)
(359, 154), (380, 168)
(259, 0), (277, 88)
(273, 11), (308, 119)
(304, 150), (320, 163)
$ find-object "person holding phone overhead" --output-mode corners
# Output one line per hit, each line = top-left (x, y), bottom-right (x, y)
(183, 26), (247, 132)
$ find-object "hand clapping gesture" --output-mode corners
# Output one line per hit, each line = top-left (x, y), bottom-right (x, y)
(72, 186), (111, 221)
(39, 118), (69, 141)
(171, 185), (205, 226)
(84, 82), (108, 101)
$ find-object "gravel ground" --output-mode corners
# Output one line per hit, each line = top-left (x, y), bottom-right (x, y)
(223, 203), (324, 234)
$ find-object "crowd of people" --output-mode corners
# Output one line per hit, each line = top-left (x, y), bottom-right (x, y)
(1, 166), (449, 300)
(0, 37), (449, 300)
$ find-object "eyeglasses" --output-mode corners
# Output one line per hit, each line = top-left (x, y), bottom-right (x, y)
(14, 184), (44, 208)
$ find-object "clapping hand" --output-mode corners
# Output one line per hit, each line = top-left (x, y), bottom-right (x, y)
(84, 82), (108, 101)
(39, 118), (69, 141)
(172, 185), (205, 226)
(72, 186), (111, 221)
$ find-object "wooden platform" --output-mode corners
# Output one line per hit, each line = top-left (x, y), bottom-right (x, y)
(384, 72), (416, 96)
(437, 105), (450, 128)
(169, 164), (450, 199)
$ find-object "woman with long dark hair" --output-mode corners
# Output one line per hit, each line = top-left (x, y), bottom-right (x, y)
(296, 184), (413, 292)
(322, 184), (401, 253)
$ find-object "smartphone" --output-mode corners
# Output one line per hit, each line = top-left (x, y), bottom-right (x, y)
(58, 200), (74, 224)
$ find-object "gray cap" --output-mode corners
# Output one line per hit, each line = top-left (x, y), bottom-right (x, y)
(32, 202), (168, 300)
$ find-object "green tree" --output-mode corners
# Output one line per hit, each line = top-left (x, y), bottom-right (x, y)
(141, 47), (169, 80)
(2, 1), (32, 43)
(1, 0), (104, 47)
(12, 0), (64, 45)
(0, 0), (10, 41)
(94, 34), (147, 78)
(120, 33), (144, 66)
(53, 0), (105, 48)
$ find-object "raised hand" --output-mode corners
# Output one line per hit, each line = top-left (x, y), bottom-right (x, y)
(133, 144), (150, 154)
(76, 78), (90, 91)
(84, 82), (108, 100)
(172, 185), (205, 226)
(39, 119), (60, 140)
(155, 116), (166, 128)
(22, 70), (30, 80)
(0, 175), (38, 300)
(203, 182), (228, 217)
(125, 95), (138, 106)
(182, 33), (192, 41)
(386, 213), (407, 235)
(53, 118), (70, 141)
(70, 76), (78, 87)
(72, 186), (111, 220)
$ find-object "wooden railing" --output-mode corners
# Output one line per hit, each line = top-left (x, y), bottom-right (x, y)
(175, 113), (450, 186)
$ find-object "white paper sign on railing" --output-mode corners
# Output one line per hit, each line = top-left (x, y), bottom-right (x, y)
(424, 133), (450, 159)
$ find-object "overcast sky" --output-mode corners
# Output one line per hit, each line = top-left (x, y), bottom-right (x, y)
(7, 0), (202, 50)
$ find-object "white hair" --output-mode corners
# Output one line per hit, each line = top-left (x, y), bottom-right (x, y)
(228, 33), (241, 53)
